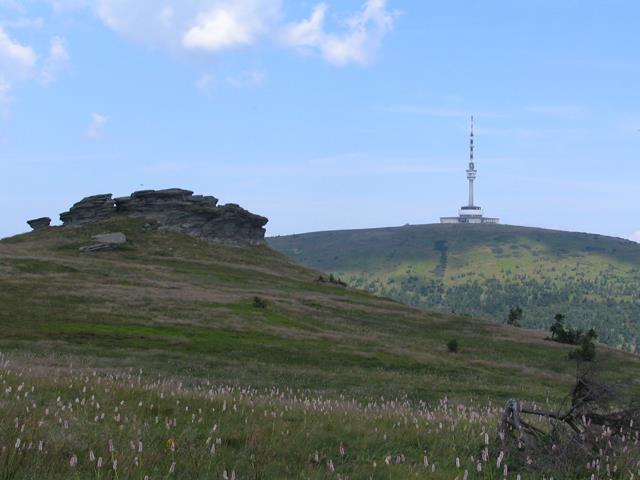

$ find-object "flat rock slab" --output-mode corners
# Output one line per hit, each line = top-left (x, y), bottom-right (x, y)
(92, 232), (127, 244)
(27, 217), (52, 230)
(80, 232), (127, 253)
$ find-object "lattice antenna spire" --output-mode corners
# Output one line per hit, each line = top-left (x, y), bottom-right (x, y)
(470, 115), (474, 168)
(466, 115), (477, 207)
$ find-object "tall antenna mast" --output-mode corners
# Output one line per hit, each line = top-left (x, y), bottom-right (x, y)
(440, 115), (500, 224)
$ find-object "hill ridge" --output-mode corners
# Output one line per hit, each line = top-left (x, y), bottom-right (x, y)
(269, 223), (640, 351)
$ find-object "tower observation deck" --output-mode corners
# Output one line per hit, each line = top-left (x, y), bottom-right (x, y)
(440, 116), (500, 224)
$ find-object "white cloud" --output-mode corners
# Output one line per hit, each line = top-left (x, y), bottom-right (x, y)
(226, 69), (266, 88)
(93, 0), (281, 53)
(281, 3), (326, 48)
(281, 0), (394, 66)
(0, 26), (69, 106)
(0, 25), (37, 76)
(0, 26), (37, 111)
(85, 112), (108, 139)
(51, 0), (392, 66)
(629, 231), (640, 243)
(41, 36), (70, 85)
(182, 7), (264, 51)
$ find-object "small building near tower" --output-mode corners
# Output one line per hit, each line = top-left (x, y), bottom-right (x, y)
(440, 116), (500, 224)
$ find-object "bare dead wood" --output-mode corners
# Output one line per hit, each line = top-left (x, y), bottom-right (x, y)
(497, 364), (640, 471)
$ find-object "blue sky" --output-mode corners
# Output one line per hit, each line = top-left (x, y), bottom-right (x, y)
(1, 0), (639, 241)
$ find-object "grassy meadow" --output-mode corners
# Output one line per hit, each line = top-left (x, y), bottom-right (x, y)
(2, 356), (639, 480)
(1, 217), (639, 478)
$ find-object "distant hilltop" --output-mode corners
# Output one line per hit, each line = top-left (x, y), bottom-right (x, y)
(27, 188), (268, 246)
(269, 222), (640, 351)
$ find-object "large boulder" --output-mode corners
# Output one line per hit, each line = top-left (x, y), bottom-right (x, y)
(27, 217), (51, 231)
(60, 194), (115, 226)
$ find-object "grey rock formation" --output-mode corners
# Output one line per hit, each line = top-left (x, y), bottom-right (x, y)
(115, 189), (268, 245)
(80, 232), (127, 253)
(60, 194), (115, 226)
(27, 217), (51, 230)
(57, 188), (267, 245)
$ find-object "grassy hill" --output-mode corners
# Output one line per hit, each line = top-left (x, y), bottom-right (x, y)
(1, 217), (639, 478)
(269, 223), (640, 351)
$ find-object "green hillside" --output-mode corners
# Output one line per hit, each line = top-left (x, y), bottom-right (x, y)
(2, 218), (640, 479)
(2, 217), (638, 401)
(269, 223), (640, 351)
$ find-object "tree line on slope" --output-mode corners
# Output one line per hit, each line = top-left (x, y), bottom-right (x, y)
(345, 273), (640, 352)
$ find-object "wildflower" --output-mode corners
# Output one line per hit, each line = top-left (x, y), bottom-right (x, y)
(167, 437), (176, 451)
(70, 455), (78, 467)
(14, 438), (21, 449)
(482, 447), (489, 462)
(97, 457), (103, 468)
(339, 442), (345, 457)
(327, 459), (335, 472)
(169, 462), (176, 474)
(456, 457), (460, 468)
(89, 450), (95, 462)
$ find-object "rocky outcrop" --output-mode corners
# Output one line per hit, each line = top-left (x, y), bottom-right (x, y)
(60, 194), (115, 226)
(80, 232), (127, 253)
(115, 189), (268, 245)
(27, 217), (51, 230)
(56, 188), (267, 245)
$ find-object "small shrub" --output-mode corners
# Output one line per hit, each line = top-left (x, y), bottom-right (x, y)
(328, 273), (347, 287)
(447, 339), (459, 353)
(569, 334), (597, 362)
(507, 306), (523, 327)
(253, 296), (267, 309)
(316, 274), (347, 287)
